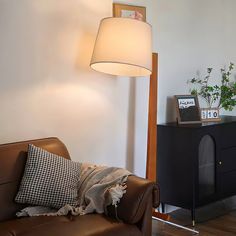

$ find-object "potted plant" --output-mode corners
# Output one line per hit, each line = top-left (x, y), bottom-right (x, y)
(187, 62), (236, 120)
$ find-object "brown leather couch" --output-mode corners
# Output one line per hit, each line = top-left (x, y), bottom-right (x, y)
(0, 137), (159, 236)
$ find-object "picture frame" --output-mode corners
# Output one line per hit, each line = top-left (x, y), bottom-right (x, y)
(175, 95), (202, 124)
(200, 108), (221, 122)
(113, 3), (146, 22)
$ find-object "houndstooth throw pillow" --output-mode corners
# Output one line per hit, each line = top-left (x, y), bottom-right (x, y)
(15, 144), (81, 209)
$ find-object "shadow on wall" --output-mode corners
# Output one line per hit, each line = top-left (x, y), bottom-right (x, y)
(166, 96), (176, 122)
(75, 32), (95, 72)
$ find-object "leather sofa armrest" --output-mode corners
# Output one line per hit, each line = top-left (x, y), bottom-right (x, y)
(107, 175), (160, 224)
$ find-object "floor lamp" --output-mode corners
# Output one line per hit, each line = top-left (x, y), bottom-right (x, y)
(90, 17), (153, 180)
(90, 16), (156, 182)
(90, 14), (158, 211)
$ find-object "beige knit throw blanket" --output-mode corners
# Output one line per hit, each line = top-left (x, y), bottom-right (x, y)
(16, 165), (131, 217)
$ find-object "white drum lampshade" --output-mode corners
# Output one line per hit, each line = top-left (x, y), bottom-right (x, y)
(90, 17), (152, 77)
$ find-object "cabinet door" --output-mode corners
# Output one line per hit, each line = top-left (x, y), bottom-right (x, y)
(218, 147), (236, 196)
(219, 147), (236, 173)
(218, 122), (236, 197)
(157, 126), (195, 208)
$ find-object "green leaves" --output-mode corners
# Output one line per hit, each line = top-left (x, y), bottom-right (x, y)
(207, 68), (213, 74)
(190, 89), (198, 96)
(187, 63), (236, 111)
(219, 62), (236, 110)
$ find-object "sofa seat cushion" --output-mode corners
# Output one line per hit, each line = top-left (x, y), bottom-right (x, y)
(0, 214), (142, 236)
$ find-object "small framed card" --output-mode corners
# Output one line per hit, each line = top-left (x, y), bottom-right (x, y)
(175, 95), (202, 124)
(113, 3), (146, 22)
(201, 108), (221, 122)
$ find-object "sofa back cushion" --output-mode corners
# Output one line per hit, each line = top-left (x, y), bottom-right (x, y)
(15, 144), (81, 209)
(0, 137), (70, 222)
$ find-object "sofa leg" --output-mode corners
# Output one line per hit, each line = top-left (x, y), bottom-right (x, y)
(161, 203), (165, 213)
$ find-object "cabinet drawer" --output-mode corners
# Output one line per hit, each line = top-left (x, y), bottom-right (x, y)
(219, 171), (236, 196)
(219, 147), (236, 173)
(220, 124), (236, 148)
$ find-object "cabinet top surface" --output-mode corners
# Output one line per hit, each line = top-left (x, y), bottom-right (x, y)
(158, 116), (236, 128)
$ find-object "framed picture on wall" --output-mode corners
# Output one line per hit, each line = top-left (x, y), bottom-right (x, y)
(175, 95), (202, 124)
(113, 3), (146, 22)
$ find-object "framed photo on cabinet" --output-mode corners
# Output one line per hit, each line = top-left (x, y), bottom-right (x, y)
(175, 95), (202, 124)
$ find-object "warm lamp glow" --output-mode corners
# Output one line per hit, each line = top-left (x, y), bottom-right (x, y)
(90, 17), (152, 77)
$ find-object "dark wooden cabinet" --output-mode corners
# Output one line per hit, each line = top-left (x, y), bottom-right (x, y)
(157, 116), (236, 225)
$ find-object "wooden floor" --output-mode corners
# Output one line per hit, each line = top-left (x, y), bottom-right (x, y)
(152, 210), (236, 236)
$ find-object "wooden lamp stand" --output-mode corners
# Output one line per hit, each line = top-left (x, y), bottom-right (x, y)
(146, 53), (170, 221)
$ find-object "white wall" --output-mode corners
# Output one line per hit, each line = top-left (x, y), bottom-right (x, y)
(0, 0), (133, 169)
(156, 0), (236, 122)
(1, 0), (236, 179)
